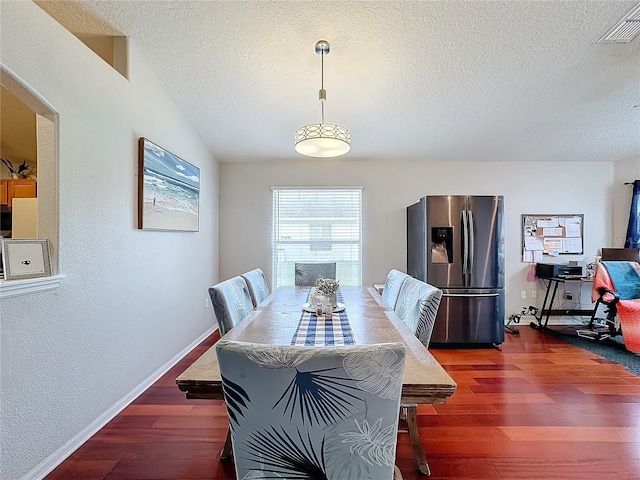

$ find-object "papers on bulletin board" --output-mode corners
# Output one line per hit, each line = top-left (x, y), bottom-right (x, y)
(564, 222), (581, 237)
(542, 227), (563, 237)
(524, 235), (544, 251)
(543, 238), (563, 255)
(562, 237), (582, 253)
(537, 219), (558, 228)
(523, 250), (544, 262)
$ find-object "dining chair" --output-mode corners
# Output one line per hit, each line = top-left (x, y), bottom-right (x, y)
(394, 276), (443, 347)
(393, 276), (443, 476)
(294, 261), (337, 286)
(382, 269), (410, 309)
(208, 276), (254, 336)
(241, 268), (270, 307)
(216, 340), (407, 480)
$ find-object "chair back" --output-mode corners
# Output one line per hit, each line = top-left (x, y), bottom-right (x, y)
(395, 277), (443, 347)
(208, 276), (254, 336)
(241, 268), (270, 307)
(294, 262), (337, 286)
(216, 340), (406, 480)
(601, 248), (640, 262)
(382, 269), (410, 309)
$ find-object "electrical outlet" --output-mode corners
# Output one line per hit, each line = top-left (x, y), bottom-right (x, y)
(566, 292), (573, 300)
(205, 297), (209, 309)
(521, 290), (526, 299)
(531, 290), (537, 299)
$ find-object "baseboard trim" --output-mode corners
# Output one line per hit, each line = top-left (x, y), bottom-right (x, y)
(21, 326), (216, 480)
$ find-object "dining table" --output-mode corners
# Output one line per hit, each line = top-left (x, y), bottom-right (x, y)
(176, 285), (457, 476)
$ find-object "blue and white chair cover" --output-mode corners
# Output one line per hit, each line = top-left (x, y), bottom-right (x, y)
(216, 340), (406, 480)
(241, 268), (270, 307)
(295, 262), (337, 286)
(208, 276), (254, 336)
(393, 276), (442, 475)
(382, 269), (410, 310)
(394, 276), (443, 348)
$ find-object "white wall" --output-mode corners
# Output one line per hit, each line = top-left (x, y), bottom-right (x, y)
(0, 3), (218, 479)
(612, 156), (640, 246)
(219, 158), (612, 317)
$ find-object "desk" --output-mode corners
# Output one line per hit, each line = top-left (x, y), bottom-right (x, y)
(530, 276), (594, 329)
(177, 285), (457, 475)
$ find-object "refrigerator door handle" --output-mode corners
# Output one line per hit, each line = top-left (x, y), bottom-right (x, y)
(462, 210), (468, 275)
(442, 293), (500, 297)
(467, 209), (475, 277)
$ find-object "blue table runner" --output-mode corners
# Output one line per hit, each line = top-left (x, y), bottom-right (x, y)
(291, 291), (355, 346)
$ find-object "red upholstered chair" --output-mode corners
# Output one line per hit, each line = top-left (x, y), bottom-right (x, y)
(590, 261), (640, 353)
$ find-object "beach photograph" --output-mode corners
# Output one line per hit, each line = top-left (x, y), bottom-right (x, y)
(138, 138), (200, 231)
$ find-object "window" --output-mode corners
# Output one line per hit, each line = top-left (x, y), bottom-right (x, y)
(272, 188), (362, 287)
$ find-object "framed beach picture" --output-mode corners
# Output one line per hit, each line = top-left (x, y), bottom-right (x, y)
(1, 238), (52, 280)
(138, 138), (200, 232)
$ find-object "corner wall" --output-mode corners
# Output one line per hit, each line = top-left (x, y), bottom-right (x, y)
(0, 3), (218, 478)
(613, 156), (640, 246)
(219, 158), (612, 317)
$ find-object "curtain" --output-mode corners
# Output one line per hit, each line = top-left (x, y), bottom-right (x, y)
(625, 179), (640, 248)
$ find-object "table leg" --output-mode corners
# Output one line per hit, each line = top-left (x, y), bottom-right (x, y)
(220, 427), (233, 461)
(406, 405), (431, 476)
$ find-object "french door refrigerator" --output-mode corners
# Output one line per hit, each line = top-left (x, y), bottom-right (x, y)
(407, 195), (505, 345)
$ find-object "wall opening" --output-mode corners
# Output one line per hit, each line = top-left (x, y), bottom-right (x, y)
(1, 66), (59, 276)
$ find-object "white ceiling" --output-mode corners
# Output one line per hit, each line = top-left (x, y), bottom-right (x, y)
(43, 1), (640, 163)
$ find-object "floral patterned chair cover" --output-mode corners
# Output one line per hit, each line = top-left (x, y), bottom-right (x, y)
(216, 340), (406, 480)
(294, 262), (337, 286)
(394, 276), (443, 347)
(241, 268), (270, 307)
(382, 269), (410, 310)
(208, 276), (254, 336)
(393, 276), (443, 475)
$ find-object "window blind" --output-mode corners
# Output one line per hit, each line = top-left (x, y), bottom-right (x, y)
(272, 188), (362, 288)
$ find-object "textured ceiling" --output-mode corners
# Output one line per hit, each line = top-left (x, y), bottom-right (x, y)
(42, 1), (640, 163)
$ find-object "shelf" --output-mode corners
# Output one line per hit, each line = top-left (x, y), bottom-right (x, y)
(0, 274), (65, 299)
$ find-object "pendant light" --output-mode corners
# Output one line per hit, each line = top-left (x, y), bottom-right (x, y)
(295, 40), (351, 158)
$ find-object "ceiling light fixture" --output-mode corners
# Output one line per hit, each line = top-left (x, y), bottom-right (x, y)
(295, 40), (350, 158)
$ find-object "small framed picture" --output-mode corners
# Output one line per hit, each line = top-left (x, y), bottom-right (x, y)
(1, 239), (52, 280)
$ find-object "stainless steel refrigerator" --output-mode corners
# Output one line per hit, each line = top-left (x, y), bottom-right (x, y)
(407, 195), (505, 345)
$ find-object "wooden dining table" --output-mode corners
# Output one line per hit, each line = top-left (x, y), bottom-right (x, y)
(176, 285), (457, 476)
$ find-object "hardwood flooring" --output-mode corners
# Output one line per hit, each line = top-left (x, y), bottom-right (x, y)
(46, 327), (640, 479)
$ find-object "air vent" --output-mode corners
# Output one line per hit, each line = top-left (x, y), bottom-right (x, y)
(598, 3), (640, 43)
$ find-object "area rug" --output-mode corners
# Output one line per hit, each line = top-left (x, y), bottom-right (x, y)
(545, 328), (640, 376)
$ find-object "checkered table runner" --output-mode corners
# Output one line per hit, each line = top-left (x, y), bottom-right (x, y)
(291, 291), (355, 346)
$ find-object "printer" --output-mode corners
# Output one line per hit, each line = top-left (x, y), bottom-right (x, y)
(535, 263), (583, 278)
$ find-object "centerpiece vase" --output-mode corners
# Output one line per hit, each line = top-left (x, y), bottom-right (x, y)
(324, 293), (337, 307)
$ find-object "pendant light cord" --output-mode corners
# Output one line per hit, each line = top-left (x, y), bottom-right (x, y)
(320, 48), (325, 124)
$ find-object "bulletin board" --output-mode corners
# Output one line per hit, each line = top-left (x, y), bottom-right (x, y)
(521, 214), (584, 262)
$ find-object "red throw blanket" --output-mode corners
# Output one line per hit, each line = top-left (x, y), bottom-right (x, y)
(592, 261), (640, 353)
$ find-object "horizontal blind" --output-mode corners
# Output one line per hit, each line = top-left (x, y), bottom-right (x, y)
(273, 188), (362, 288)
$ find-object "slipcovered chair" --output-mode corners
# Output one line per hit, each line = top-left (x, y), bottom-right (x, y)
(216, 340), (406, 480)
(241, 268), (270, 307)
(393, 276), (443, 476)
(394, 276), (443, 347)
(208, 276), (254, 336)
(382, 269), (410, 310)
(294, 261), (337, 286)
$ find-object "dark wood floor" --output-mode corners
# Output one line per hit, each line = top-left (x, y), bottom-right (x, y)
(46, 326), (640, 479)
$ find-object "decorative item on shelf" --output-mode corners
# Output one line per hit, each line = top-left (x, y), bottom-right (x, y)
(1, 158), (33, 179)
(315, 277), (339, 307)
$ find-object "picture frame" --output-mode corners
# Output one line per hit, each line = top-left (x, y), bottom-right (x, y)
(138, 138), (200, 232)
(1, 238), (52, 280)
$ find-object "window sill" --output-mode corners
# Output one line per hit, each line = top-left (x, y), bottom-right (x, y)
(0, 274), (65, 299)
